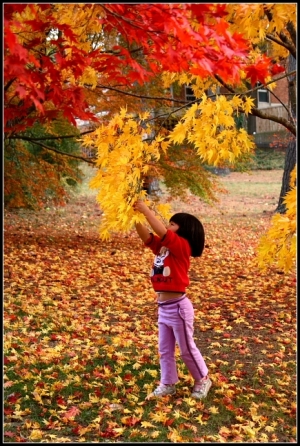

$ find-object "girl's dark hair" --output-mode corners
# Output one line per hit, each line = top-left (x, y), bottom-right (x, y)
(170, 213), (205, 257)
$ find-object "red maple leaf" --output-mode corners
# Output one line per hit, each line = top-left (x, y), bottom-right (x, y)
(63, 406), (81, 419)
(4, 431), (16, 438)
(271, 63), (285, 75)
(245, 57), (271, 86)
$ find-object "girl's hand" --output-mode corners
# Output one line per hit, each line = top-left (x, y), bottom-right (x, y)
(133, 200), (151, 215)
(134, 199), (167, 238)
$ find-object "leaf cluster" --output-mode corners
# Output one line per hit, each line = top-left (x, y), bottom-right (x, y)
(258, 167), (296, 272)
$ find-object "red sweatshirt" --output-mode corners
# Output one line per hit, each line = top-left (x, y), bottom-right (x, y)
(145, 229), (191, 293)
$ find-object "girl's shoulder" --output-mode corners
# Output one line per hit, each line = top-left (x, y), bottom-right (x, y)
(162, 230), (191, 255)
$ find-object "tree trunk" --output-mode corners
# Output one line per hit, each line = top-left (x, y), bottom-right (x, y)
(276, 54), (296, 214)
(276, 138), (296, 213)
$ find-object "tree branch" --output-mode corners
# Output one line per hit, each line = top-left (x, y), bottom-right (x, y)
(249, 108), (295, 135)
(96, 84), (185, 104)
(263, 7), (296, 57)
(9, 130), (93, 142)
(266, 33), (296, 59)
(214, 73), (296, 136)
(215, 71), (296, 95)
(265, 86), (295, 125)
(11, 137), (96, 165)
(4, 77), (17, 92)
(286, 21), (296, 47)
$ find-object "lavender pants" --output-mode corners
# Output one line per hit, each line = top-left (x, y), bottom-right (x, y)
(158, 295), (208, 385)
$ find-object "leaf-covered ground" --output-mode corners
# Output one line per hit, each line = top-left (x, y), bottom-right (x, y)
(4, 169), (296, 443)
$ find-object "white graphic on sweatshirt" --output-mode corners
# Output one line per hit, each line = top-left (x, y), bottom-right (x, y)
(151, 247), (171, 277)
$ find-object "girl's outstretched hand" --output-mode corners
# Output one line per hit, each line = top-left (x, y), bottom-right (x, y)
(133, 200), (151, 215)
(134, 199), (167, 238)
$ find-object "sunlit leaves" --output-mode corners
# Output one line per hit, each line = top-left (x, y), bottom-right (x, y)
(257, 167), (296, 273)
(168, 94), (255, 166)
(79, 66), (98, 90)
(225, 4), (296, 59)
(81, 111), (171, 238)
(243, 96), (255, 115)
(83, 92), (258, 239)
(4, 2), (296, 271)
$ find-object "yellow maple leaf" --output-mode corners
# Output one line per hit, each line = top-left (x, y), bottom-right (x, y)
(150, 411), (169, 423)
(151, 431), (160, 438)
(231, 95), (243, 109)
(79, 66), (98, 89)
(133, 362), (142, 370)
(141, 421), (155, 428)
(243, 96), (255, 115)
(167, 428), (184, 442)
(170, 121), (187, 144)
(194, 413), (207, 425)
(29, 429), (43, 441)
(113, 427), (125, 437)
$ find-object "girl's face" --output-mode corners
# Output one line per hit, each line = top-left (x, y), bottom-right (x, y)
(167, 221), (179, 233)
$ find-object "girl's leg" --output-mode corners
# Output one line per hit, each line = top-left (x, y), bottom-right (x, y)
(158, 321), (178, 384)
(174, 299), (208, 380)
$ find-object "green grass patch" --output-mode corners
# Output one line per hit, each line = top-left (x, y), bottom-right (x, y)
(246, 148), (286, 170)
(221, 173), (282, 199)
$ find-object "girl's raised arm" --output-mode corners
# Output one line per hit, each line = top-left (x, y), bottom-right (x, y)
(134, 200), (167, 239)
(135, 222), (151, 243)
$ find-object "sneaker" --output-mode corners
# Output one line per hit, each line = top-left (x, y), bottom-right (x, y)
(152, 383), (176, 397)
(191, 377), (212, 399)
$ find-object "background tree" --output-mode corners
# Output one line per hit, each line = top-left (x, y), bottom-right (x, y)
(275, 54), (296, 214)
(4, 119), (82, 209)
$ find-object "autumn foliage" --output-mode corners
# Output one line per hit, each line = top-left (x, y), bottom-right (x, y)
(258, 167), (297, 272)
(4, 3), (266, 133)
(3, 4), (297, 441)
(4, 4), (296, 269)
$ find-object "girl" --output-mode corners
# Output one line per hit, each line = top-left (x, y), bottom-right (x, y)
(134, 200), (211, 399)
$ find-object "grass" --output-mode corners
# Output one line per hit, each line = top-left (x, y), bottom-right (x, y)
(246, 148), (286, 170)
(221, 171), (282, 198)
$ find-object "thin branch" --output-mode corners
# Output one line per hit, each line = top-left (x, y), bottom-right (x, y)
(4, 78), (17, 92)
(265, 86), (295, 125)
(9, 130), (93, 142)
(214, 73), (296, 136)
(96, 70), (295, 106)
(96, 84), (185, 104)
(215, 71), (296, 95)
(249, 108), (295, 135)
(266, 33), (296, 59)
(14, 137), (96, 165)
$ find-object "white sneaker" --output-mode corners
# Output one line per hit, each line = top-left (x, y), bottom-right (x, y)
(191, 377), (212, 399)
(152, 383), (176, 397)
